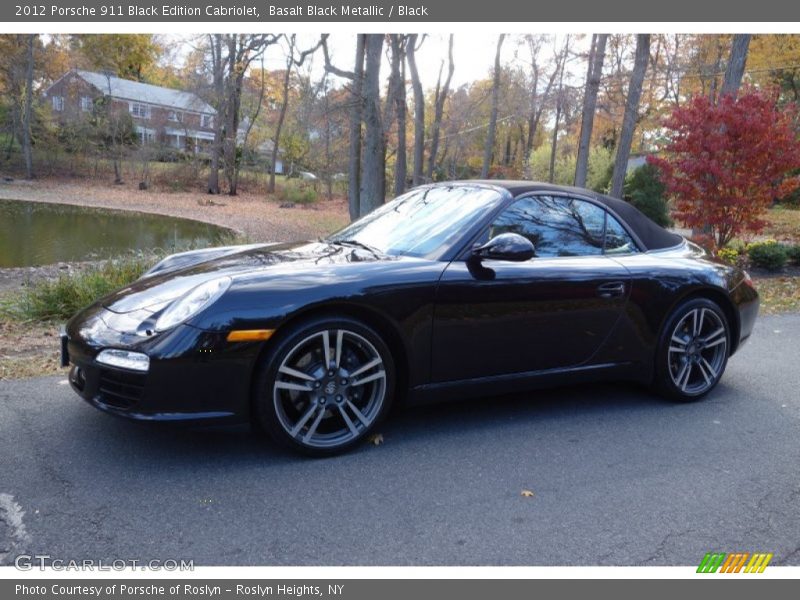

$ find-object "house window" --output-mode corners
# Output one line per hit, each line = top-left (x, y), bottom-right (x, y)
(201, 114), (213, 128)
(130, 103), (150, 118)
(52, 96), (64, 112)
(136, 126), (155, 144)
(167, 110), (182, 122)
(80, 96), (93, 112)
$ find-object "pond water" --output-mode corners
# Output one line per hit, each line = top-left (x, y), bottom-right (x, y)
(0, 198), (231, 268)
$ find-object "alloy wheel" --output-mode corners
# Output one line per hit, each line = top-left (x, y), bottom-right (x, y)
(272, 328), (387, 449)
(667, 307), (728, 396)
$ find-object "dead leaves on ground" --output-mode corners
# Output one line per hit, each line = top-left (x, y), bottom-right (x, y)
(752, 276), (800, 314)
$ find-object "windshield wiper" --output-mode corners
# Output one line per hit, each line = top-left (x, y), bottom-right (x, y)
(329, 239), (385, 256)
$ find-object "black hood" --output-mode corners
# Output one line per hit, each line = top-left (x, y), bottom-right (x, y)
(103, 241), (390, 314)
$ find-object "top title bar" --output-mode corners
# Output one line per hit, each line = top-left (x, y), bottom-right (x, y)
(5, 0), (800, 22)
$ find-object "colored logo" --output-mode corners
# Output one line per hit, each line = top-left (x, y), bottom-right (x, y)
(697, 552), (773, 573)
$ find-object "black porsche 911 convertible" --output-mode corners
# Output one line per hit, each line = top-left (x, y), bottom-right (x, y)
(62, 181), (759, 455)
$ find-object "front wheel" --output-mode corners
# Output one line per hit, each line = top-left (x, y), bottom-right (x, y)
(653, 298), (730, 402)
(254, 316), (395, 456)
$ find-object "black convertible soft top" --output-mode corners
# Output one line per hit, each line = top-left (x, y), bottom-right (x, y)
(466, 180), (684, 252)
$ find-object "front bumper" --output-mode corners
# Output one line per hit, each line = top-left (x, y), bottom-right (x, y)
(62, 310), (263, 424)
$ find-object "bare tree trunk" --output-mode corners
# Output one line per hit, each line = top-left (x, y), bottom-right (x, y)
(574, 33), (607, 188)
(224, 36), (242, 196)
(548, 94), (561, 183)
(359, 34), (385, 216)
(322, 34), (363, 220)
(208, 35), (224, 194)
(347, 35), (366, 219)
(390, 36), (408, 196)
(522, 36), (561, 179)
(610, 34), (650, 199)
(426, 34), (454, 182)
(482, 34), (505, 178)
(720, 34), (751, 101)
(548, 37), (570, 184)
(21, 34), (34, 179)
(240, 52), (266, 190)
(268, 39), (294, 194)
(406, 34), (425, 186)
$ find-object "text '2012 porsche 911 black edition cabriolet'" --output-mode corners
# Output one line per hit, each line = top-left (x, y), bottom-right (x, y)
(62, 181), (759, 455)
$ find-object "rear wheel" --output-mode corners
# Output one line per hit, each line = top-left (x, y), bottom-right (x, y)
(254, 316), (395, 456)
(654, 298), (730, 401)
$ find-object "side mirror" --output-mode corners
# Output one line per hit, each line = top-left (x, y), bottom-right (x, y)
(472, 232), (535, 262)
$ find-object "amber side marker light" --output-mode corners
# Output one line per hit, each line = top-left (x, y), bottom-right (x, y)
(226, 329), (275, 342)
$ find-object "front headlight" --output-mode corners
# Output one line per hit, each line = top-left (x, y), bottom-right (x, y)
(155, 277), (231, 332)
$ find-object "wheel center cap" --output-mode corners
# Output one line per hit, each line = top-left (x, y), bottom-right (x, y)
(324, 381), (337, 395)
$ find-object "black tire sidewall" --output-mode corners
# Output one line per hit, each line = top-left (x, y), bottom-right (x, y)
(654, 297), (730, 402)
(254, 316), (395, 456)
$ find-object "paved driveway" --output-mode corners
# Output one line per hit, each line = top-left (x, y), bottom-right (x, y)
(1, 315), (799, 566)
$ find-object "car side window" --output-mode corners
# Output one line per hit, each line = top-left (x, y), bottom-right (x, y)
(604, 213), (639, 255)
(489, 196), (606, 258)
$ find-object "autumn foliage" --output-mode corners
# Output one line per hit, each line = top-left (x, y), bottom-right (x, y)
(649, 90), (800, 249)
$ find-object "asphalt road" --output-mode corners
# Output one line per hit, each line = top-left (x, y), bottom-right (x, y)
(1, 315), (799, 566)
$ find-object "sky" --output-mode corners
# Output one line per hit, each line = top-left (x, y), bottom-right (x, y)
(169, 33), (588, 92)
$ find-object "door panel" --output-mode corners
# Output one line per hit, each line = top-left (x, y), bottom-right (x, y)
(431, 255), (630, 383)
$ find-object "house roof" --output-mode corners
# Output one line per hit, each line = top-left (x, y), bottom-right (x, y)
(74, 70), (216, 115)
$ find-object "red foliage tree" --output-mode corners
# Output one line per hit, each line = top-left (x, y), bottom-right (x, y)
(649, 90), (800, 249)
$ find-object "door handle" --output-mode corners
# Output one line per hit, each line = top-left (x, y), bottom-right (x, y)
(597, 281), (626, 299)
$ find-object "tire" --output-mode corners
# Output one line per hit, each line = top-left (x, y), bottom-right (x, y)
(253, 316), (395, 457)
(653, 297), (730, 402)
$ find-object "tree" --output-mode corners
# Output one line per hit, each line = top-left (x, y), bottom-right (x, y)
(406, 34), (425, 186)
(548, 35), (571, 183)
(204, 34), (279, 195)
(426, 34), (454, 182)
(72, 34), (160, 81)
(224, 35), (279, 196)
(481, 34), (505, 178)
(207, 35), (225, 194)
(521, 35), (560, 179)
(650, 90), (800, 249)
(719, 34), (751, 100)
(267, 35), (322, 194)
(93, 88), (137, 184)
(21, 34), (35, 179)
(574, 34), (607, 187)
(322, 33), (365, 220)
(360, 35), (385, 216)
(610, 34), (650, 198)
(385, 35), (408, 195)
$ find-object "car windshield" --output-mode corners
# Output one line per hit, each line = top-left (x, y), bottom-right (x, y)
(326, 185), (504, 259)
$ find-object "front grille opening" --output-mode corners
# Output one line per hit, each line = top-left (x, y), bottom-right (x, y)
(97, 369), (145, 410)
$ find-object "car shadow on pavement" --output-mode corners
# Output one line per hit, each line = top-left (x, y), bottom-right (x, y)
(64, 380), (673, 465)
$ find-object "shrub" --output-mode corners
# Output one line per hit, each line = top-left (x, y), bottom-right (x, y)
(1, 256), (155, 322)
(716, 247), (739, 265)
(586, 147), (615, 193)
(276, 180), (318, 205)
(747, 241), (788, 271)
(623, 163), (673, 227)
(786, 244), (800, 266)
